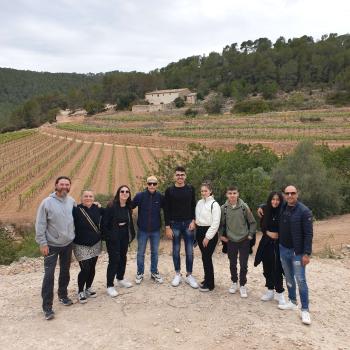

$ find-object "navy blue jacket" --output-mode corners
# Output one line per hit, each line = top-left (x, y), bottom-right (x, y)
(132, 190), (164, 232)
(279, 201), (313, 255)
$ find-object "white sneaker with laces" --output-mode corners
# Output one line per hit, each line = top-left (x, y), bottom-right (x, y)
(135, 273), (144, 284)
(278, 300), (298, 310)
(107, 287), (118, 297)
(274, 292), (286, 305)
(171, 273), (182, 287)
(117, 279), (133, 288)
(261, 289), (274, 301)
(229, 282), (238, 294)
(301, 310), (311, 325)
(240, 286), (248, 298)
(185, 275), (199, 289)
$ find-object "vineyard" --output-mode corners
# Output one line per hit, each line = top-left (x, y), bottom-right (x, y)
(0, 130), (174, 223)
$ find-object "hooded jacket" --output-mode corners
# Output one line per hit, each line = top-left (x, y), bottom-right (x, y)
(35, 192), (76, 247)
(219, 198), (257, 242)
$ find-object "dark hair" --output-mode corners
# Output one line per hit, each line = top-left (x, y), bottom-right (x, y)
(226, 185), (239, 192)
(175, 166), (186, 173)
(261, 191), (284, 232)
(55, 176), (71, 185)
(113, 185), (132, 209)
(201, 181), (213, 195)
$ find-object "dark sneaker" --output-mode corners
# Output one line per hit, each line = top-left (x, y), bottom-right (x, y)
(151, 271), (163, 284)
(44, 309), (55, 320)
(59, 297), (73, 306)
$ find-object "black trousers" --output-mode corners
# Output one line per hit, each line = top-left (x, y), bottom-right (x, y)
(262, 241), (284, 293)
(41, 243), (72, 311)
(106, 227), (129, 287)
(78, 256), (98, 292)
(196, 226), (218, 290)
(227, 239), (250, 286)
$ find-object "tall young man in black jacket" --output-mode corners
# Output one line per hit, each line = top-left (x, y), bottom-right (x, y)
(164, 166), (198, 288)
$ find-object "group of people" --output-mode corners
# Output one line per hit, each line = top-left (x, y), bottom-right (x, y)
(35, 166), (313, 326)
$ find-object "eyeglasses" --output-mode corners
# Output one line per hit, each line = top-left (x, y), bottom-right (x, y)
(147, 183), (157, 186)
(120, 190), (130, 194)
(284, 192), (296, 196)
(175, 174), (185, 177)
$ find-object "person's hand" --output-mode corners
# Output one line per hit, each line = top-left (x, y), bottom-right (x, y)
(189, 221), (196, 231)
(266, 231), (279, 240)
(302, 255), (310, 266)
(203, 237), (209, 247)
(40, 245), (49, 256)
(93, 201), (102, 208)
(165, 227), (173, 240)
(220, 236), (228, 243)
(248, 236), (253, 240)
(257, 207), (264, 218)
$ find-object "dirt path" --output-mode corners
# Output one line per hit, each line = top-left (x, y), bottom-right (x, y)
(92, 144), (112, 195)
(0, 245), (349, 350)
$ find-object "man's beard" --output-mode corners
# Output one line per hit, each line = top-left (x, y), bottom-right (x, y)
(57, 188), (69, 197)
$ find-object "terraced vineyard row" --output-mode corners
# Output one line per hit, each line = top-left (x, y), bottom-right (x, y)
(0, 131), (178, 222)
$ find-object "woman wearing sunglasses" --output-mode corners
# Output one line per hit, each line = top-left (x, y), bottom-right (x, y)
(102, 185), (136, 297)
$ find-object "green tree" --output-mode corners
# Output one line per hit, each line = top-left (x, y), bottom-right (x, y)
(174, 97), (185, 108)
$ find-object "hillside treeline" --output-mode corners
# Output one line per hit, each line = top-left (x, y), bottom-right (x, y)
(2, 33), (350, 132)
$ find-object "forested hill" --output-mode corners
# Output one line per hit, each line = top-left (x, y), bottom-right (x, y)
(2, 33), (350, 132)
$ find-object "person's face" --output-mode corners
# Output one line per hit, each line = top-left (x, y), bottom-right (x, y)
(226, 190), (239, 203)
(284, 186), (298, 206)
(147, 181), (158, 193)
(55, 179), (71, 196)
(174, 171), (186, 185)
(119, 187), (130, 201)
(271, 194), (281, 208)
(82, 191), (94, 207)
(200, 186), (211, 199)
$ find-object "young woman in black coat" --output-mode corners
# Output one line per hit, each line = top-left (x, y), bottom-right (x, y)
(102, 185), (135, 297)
(254, 191), (286, 305)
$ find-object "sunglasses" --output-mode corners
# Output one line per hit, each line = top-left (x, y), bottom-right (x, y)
(120, 190), (130, 194)
(147, 182), (158, 186)
(285, 192), (296, 196)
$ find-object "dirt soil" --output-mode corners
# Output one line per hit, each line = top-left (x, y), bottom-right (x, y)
(0, 242), (349, 350)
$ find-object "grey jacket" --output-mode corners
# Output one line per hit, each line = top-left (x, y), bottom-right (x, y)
(35, 192), (76, 247)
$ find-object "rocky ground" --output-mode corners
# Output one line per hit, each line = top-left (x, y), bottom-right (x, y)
(0, 242), (349, 350)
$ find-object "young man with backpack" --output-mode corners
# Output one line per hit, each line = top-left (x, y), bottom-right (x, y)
(220, 186), (257, 298)
(132, 176), (164, 284)
(164, 166), (198, 288)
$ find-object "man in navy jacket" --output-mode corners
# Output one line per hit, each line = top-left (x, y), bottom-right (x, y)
(278, 185), (313, 326)
(132, 176), (164, 284)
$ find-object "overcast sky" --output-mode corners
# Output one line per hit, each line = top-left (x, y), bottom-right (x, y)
(1, 0), (349, 73)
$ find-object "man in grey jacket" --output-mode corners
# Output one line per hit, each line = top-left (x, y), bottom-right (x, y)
(35, 176), (75, 320)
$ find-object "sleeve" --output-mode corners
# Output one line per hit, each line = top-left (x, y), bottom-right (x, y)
(35, 200), (48, 246)
(205, 202), (221, 240)
(302, 209), (313, 255)
(164, 188), (171, 226)
(218, 205), (225, 236)
(101, 207), (114, 239)
(246, 206), (257, 238)
(190, 186), (196, 221)
(132, 192), (141, 209)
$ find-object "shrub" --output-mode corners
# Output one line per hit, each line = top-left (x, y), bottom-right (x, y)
(326, 91), (350, 106)
(184, 108), (198, 118)
(204, 94), (223, 114)
(233, 99), (271, 114)
(174, 97), (185, 108)
(299, 116), (322, 122)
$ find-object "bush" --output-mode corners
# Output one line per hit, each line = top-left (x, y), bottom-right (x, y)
(326, 91), (350, 106)
(260, 81), (278, 99)
(174, 97), (185, 108)
(184, 108), (198, 118)
(204, 94), (223, 114)
(233, 99), (271, 114)
(299, 116), (322, 122)
(0, 228), (17, 265)
(83, 100), (105, 115)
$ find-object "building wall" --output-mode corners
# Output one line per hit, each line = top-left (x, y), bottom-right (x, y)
(145, 89), (191, 105)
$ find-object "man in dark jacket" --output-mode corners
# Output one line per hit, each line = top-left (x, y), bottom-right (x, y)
(133, 176), (164, 284)
(277, 185), (313, 326)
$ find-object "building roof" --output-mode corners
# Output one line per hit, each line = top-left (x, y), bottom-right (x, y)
(145, 88), (190, 95)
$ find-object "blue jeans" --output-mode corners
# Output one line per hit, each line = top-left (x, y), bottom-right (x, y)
(171, 220), (194, 273)
(137, 230), (160, 274)
(279, 244), (309, 311)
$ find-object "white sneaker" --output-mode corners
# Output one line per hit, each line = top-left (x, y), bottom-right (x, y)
(185, 275), (199, 289)
(151, 271), (164, 284)
(240, 286), (248, 298)
(117, 279), (133, 288)
(107, 287), (118, 297)
(171, 273), (182, 287)
(261, 289), (274, 301)
(274, 292), (286, 305)
(78, 291), (87, 304)
(278, 300), (298, 310)
(135, 273), (144, 284)
(229, 282), (238, 294)
(301, 310), (311, 325)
